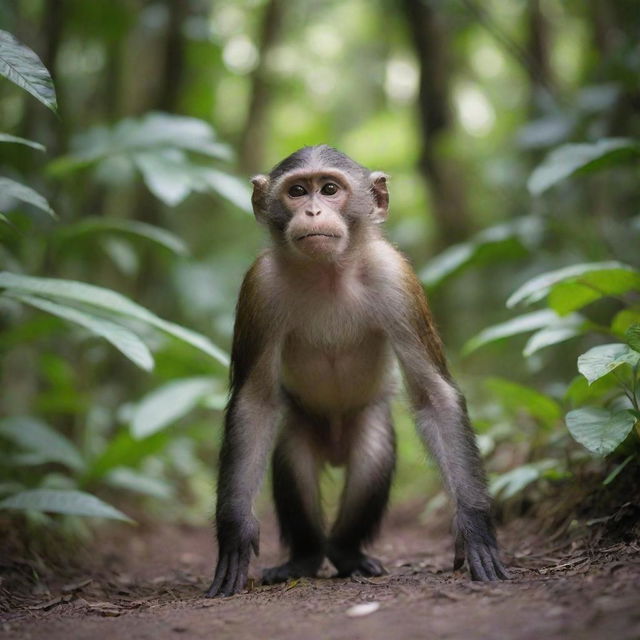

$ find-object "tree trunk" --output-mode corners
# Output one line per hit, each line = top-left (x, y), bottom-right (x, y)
(401, 0), (471, 248)
(239, 0), (285, 174)
(526, 0), (554, 112)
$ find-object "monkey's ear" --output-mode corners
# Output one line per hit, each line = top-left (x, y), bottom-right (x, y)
(251, 174), (270, 223)
(369, 171), (389, 223)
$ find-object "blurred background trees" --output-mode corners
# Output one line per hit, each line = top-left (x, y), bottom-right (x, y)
(0, 0), (638, 534)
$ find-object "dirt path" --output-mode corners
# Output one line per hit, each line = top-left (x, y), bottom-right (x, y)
(2, 508), (640, 640)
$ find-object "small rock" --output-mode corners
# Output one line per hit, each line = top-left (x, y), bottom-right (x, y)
(346, 602), (380, 617)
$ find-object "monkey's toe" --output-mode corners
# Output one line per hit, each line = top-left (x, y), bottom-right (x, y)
(331, 551), (387, 578)
(262, 556), (323, 585)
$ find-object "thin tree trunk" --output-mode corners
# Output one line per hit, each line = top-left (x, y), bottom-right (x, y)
(239, 0), (285, 174)
(158, 0), (188, 113)
(526, 0), (554, 111)
(401, 0), (471, 248)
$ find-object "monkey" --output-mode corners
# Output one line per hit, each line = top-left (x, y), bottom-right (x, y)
(205, 145), (508, 598)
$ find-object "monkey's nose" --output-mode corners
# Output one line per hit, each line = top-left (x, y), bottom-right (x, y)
(305, 209), (321, 217)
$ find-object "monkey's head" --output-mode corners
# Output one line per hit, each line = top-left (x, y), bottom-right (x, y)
(251, 145), (389, 261)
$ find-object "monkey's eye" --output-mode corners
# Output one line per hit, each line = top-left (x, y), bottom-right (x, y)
(321, 182), (339, 196)
(288, 185), (306, 197)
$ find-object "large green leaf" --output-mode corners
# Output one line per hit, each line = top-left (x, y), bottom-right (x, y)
(486, 377), (561, 427)
(565, 408), (636, 456)
(462, 309), (558, 356)
(528, 138), (640, 195)
(0, 416), (85, 471)
(134, 150), (251, 211)
(0, 30), (57, 111)
(420, 216), (542, 288)
(577, 343), (640, 384)
(548, 271), (640, 315)
(104, 467), (173, 499)
(84, 430), (171, 481)
(490, 460), (559, 500)
(507, 261), (639, 308)
(0, 272), (229, 366)
(131, 377), (217, 439)
(0, 489), (133, 521)
(57, 217), (189, 256)
(523, 313), (587, 356)
(0, 177), (56, 218)
(7, 292), (154, 371)
(52, 112), (231, 169)
(0, 132), (45, 151)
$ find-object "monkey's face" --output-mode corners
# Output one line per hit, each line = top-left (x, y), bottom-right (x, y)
(279, 171), (351, 260)
(251, 148), (390, 262)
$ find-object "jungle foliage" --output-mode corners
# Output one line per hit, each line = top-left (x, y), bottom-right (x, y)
(0, 0), (638, 532)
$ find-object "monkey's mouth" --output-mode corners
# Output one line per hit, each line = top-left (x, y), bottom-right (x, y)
(296, 232), (341, 241)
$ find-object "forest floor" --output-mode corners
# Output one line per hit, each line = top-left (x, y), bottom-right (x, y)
(1, 503), (640, 640)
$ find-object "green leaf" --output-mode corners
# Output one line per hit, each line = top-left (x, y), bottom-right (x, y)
(490, 460), (558, 500)
(0, 416), (85, 471)
(564, 374), (619, 408)
(134, 150), (251, 211)
(0, 489), (133, 521)
(0, 272), (229, 366)
(485, 377), (561, 427)
(104, 467), (173, 499)
(84, 430), (171, 481)
(0, 30), (57, 111)
(134, 149), (193, 206)
(0, 177), (56, 218)
(611, 309), (640, 337)
(462, 309), (558, 356)
(548, 271), (640, 315)
(7, 292), (154, 371)
(58, 217), (189, 257)
(565, 408), (636, 456)
(420, 216), (542, 288)
(0, 132), (45, 151)
(523, 313), (587, 356)
(507, 261), (639, 308)
(131, 377), (217, 439)
(625, 324), (640, 353)
(577, 343), (640, 384)
(51, 112), (232, 174)
(528, 138), (640, 195)
(200, 168), (253, 213)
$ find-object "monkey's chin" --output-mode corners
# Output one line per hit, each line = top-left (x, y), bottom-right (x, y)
(293, 234), (345, 260)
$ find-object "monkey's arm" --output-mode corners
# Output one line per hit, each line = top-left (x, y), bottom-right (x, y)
(206, 260), (282, 597)
(388, 264), (508, 581)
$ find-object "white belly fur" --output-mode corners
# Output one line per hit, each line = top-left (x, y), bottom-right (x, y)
(281, 329), (393, 414)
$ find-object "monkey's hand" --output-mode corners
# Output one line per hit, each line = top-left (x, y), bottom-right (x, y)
(205, 514), (259, 597)
(453, 507), (509, 581)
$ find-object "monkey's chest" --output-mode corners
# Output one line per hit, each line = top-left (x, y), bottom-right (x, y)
(280, 329), (392, 414)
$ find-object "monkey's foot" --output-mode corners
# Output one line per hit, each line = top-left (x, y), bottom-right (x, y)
(329, 549), (387, 578)
(262, 555), (323, 585)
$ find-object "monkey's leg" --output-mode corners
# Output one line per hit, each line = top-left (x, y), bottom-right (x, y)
(262, 419), (325, 585)
(327, 401), (395, 578)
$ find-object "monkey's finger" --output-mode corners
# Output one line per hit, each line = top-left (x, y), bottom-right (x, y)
(467, 546), (489, 582)
(477, 546), (499, 581)
(221, 551), (240, 596)
(205, 553), (229, 597)
(489, 546), (510, 580)
(233, 548), (251, 594)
